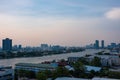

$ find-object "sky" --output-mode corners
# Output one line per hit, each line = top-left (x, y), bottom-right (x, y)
(0, 0), (120, 47)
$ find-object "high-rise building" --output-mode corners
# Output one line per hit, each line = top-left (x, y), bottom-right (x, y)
(95, 40), (99, 49)
(101, 40), (104, 49)
(2, 38), (12, 51)
(18, 45), (22, 49)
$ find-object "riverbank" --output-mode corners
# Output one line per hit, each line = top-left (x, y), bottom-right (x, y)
(0, 49), (103, 67)
(0, 48), (85, 59)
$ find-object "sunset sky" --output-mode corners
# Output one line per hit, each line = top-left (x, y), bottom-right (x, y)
(0, 0), (120, 47)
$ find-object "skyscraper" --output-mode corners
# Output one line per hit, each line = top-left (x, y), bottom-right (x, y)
(101, 40), (104, 49)
(2, 38), (12, 51)
(95, 40), (99, 49)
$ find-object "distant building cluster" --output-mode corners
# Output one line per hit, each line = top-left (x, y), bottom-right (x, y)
(0, 38), (84, 54)
(1, 38), (119, 52)
(86, 40), (105, 49)
(86, 40), (120, 51)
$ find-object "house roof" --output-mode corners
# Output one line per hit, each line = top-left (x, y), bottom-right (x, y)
(15, 63), (56, 69)
(85, 65), (101, 72)
(92, 77), (119, 80)
(55, 77), (89, 80)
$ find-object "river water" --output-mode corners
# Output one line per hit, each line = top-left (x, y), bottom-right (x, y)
(0, 49), (102, 68)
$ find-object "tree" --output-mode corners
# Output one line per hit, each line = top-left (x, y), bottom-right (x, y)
(18, 69), (26, 77)
(51, 66), (70, 79)
(108, 71), (120, 79)
(44, 70), (52, 78)
(90, 56), (101, 67)
(78, 57), (89, 65)
(14, 69), (18, 80)
(26, 71), (36, 78)
(17, 69), (36, 79)
(99, 67), (109, 77)
(72, 61), (85, 77)
(36, 71), (47, 80)
(97, 52), (103, 55)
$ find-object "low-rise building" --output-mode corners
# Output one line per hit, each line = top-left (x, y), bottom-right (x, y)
(55, 77), (90, 80)
(0, 66), (14, 80)
(54, 77), (119, 80)
(68, 57), (80, 63)
(92, 77), (119, 80)
(15, 63), (57, 73)
(85, 65), (101, 72)
(86, 55), (120, 67)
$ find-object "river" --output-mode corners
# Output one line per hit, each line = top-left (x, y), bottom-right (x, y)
(0, 49), (102, 68)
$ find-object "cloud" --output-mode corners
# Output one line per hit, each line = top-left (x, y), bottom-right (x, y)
(0, 0), (34, 7)
(0, 0), (34, 15)
(105, 8), (120, 20)
(55, 0), (89, 8)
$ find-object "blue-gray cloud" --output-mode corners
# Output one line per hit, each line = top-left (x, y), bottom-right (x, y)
(0, 0), (120, 17)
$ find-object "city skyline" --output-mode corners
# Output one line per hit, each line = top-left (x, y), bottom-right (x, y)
(0, 0), (120, 46)
(0, 38), (119, 48)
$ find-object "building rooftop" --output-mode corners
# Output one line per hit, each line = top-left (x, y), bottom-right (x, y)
(92, 77), (119, 80)
(0, 66), (13, 76)
(85, 65), (101, 72)
(87, 55), (119, 59)
(55, 77), (119, 80)
(15, 63), (57, 69)
(55, 77), (89, 80)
